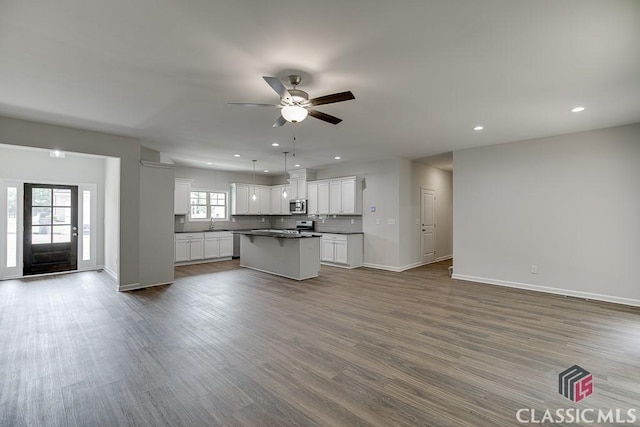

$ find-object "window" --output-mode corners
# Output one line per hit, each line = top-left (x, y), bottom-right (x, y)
(190, 191), (227, 221)
(6, 186), (17, 268)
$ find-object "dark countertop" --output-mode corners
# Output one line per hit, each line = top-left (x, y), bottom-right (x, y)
(175, 229), (364, 235)
(235, 230), (321, 239)
(175, 229), (233, 233)
(316, 231), (364, 235)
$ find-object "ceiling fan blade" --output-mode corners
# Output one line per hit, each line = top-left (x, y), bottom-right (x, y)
(307, 91), (355, 106)
(307, 109), (342, 125)
(263, 76), (292, 102)
(228, 103), (279, 107)
(272, 115), (287, 128)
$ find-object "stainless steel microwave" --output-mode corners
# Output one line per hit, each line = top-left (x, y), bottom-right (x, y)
(289, 199), (307, 214)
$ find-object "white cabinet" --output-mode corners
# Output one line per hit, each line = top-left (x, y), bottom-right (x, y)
(176, 232), (232, 263)
(175, 239), (189, 262)
(231, 184), (250, 215)
(249, 185), (270, 214)
(329, 178), (362, 215)
(174, 179), (191, 215)
(270, 185), (291, 215)
(321, 233), (363, 268)
(204, 232), (233, 259)
(259, 186), (270, 214)
(232, 183), (272, 215)
(307, 181), (330, 215)
(288, 178), (306, 199)
(175, 233), (204, 262)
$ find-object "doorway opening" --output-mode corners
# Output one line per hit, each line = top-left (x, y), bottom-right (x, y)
(420, 187), (436, 264)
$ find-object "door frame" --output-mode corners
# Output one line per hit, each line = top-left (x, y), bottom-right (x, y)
(420, 187), (436, 264)
(0, 179), (98, 279)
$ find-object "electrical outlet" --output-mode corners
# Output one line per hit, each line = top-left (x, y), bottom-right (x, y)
(179, 217), (185, 224)
(350, 218), (354, 224)
(322, 219), (325, 223)
(281, 218), (284, 222)
(376, 219), (380, 225)
(261, 217), (265, 222)
(415, 219), (420, 225)
(388, 219), (395, 225)
(231, 217), (236, 222)
(531, 265), (538, 274)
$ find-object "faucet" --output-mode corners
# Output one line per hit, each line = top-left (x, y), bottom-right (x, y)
(210, 217), (215, 230)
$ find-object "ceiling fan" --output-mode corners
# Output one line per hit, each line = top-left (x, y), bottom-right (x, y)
(229, 75), (355, 127)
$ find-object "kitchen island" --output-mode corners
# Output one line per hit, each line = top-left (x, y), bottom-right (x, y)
(236, 230), (321, 280)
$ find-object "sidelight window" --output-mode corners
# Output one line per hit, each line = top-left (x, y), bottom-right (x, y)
(6, 187), (17, 268)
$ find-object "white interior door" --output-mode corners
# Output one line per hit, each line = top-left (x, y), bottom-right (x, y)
(421, 188), (436, 264)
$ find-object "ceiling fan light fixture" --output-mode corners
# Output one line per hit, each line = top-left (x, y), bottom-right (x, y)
(281, 105), (308, 123)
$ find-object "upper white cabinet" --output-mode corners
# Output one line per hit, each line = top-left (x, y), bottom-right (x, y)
(231, 183), (250, 215)
(231, 183), (272, 215)
(288, 178), (306, 199)
(270, 185), (291, 215)
(307, 177), (362, 215)
(330, 178), (360, 214)
(174, 179), (192, 215)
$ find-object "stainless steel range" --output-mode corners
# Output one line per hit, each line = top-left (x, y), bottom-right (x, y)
(295, 220), (315, 233)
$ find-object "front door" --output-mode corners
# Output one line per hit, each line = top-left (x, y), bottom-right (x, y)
(23, 184), (78, 275)
(421, 188), (436, 264)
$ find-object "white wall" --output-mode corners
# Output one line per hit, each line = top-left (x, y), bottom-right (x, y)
(0, 116), (140, 287)
(104, 158), (120, 280)
(138, 162), (174, 289)
(453, 123), (640, 305)
(315, 158), (402, 270)
(400, 161), (453, 268)
(0, 145), (107, 266)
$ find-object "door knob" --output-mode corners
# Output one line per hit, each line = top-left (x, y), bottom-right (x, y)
(72, 233), (78, 237)
(72, 226), (78, 231)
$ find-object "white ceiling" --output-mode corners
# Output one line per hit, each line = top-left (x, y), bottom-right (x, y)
(1, 0), (639, 174)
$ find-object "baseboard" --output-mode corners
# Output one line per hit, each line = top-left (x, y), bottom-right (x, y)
(365, 258), (452, 273)
(103, 266), (118, 282)
(118, 281), (173, 292)
(320, 262), (361, 270)
(174, 257), (232, 267)
(363, 262), (404, 272)
(452, 274), (640, 308)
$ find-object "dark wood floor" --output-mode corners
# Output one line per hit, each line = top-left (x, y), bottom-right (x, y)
(1, 260), (639, 426)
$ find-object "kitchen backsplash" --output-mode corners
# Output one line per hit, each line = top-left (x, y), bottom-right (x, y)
(175, 215), (362, 233)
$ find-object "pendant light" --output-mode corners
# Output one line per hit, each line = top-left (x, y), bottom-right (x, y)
(251, 160), (257, 201)
(282, 152), (289, 199)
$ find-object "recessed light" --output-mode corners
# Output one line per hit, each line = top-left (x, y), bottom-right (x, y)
(294, 164), (300, 168)
(264, 170), (269, 173)
(474, 126), (484, 131)
(49, 150), (66, 159)
(205, 162), (212, 165)
(334, 156), (341, 160)
(571, 106), (585, 113)
(271, 143), (279, 147)
(233, 154), (241, 157)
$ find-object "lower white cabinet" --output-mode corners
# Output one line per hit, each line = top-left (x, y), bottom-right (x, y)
(175, 232), (233, 263)
(320, 233), (363, 268)
(175, 233), (204, 262)
(204, 232), (233, 259)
